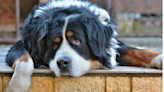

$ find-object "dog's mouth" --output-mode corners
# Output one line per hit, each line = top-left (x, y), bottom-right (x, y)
(59, 69), (70, 75)
(57, 66), (83, 77)
(59, 71), (70, 76)
(54, 69), (80, 77)
(52, 65), (89, 77)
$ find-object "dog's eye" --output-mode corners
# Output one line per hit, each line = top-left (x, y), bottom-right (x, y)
(73, 39), (81, 45)
(52, 43), (58, 49)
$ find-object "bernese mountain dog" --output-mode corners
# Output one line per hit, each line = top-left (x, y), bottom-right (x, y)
(5, 0), (162, 92)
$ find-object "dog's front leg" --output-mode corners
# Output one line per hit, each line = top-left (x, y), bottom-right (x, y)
(5, 52), (34, 92)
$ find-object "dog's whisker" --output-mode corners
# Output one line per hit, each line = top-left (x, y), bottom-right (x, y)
(38, 55), (49, 65)
(42, 71), (52, 77)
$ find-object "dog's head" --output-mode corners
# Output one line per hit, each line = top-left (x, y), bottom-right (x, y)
(21, 0), (117, 77)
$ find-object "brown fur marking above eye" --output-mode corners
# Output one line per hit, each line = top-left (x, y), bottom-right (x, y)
(54, 37), (61, 43)
(66, 31), (74, 37)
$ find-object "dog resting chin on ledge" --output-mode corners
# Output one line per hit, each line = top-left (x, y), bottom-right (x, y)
(5, 0), (162, 92)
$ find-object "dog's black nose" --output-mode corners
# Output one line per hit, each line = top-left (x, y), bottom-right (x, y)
(57, 57), (70, 69)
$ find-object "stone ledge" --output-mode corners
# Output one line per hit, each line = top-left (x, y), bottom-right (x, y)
(106, 77), (131, 92)
(0, 77), (1, 92)
(1, 77), (162, 92)
(55, 76), (105, 92)
(0, 63), (162, 92)
(132, 77), (162, 92)
(0, 63), (162, 74)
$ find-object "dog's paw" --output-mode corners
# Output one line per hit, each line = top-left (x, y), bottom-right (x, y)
(154, 54), (163, 69)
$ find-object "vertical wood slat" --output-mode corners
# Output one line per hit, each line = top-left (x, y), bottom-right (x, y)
(104, 0), (118, 26)
(15, 0), (20, 39)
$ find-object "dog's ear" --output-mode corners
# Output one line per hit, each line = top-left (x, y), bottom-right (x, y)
(81, 17), (115, 68)
(20, 5), (52, 55)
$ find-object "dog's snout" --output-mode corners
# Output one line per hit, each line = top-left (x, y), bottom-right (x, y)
(57, 57), (70, 69)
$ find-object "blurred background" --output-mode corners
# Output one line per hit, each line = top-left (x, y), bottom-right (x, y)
(0, 0), (162, 63)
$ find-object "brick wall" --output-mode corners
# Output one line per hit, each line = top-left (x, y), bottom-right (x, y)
(1, 76), (162, 92)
